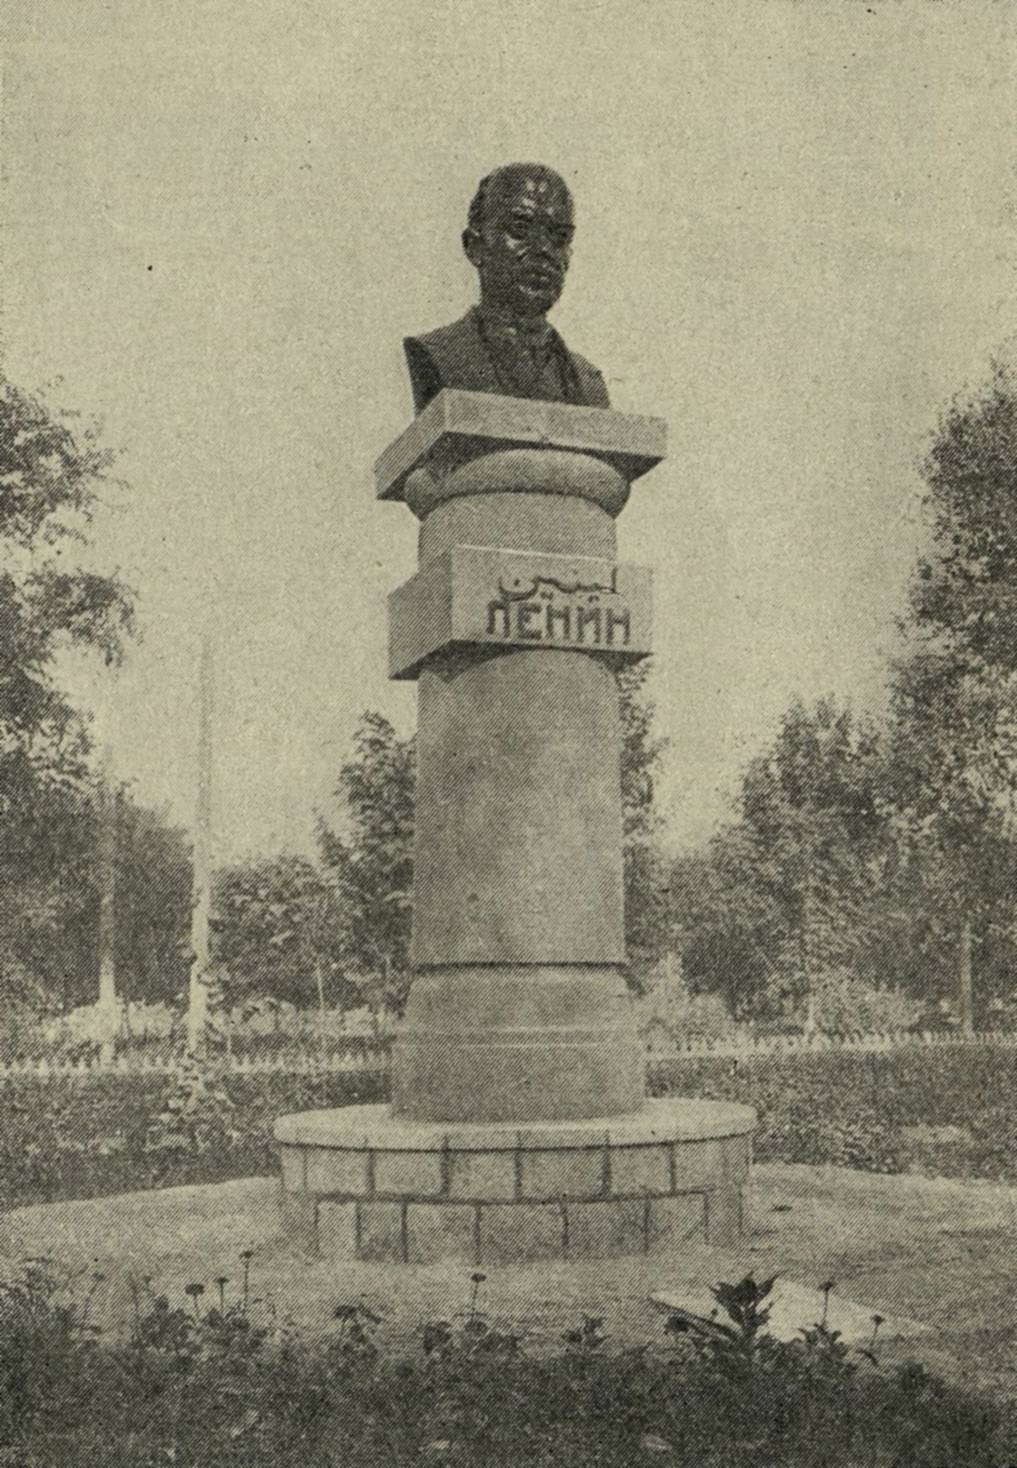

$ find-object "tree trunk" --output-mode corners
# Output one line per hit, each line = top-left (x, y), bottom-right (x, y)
(373, 957), (389, 1041)
(958, 916), (974, 1036)
(800, 877), (817, 1037)
(96, 755), (118, 1066)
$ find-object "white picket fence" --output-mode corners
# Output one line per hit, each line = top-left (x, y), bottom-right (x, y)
(0, 1027), (1015, 1082)
(645, 1027), (1017, 1061)
(0, 1046), (391, 1082)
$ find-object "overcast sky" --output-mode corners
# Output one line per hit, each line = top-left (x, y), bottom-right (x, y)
(4, 0), (1015, 861)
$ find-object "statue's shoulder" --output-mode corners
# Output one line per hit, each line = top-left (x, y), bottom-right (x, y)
(403, 312), (494, 413)
(402, 312), (611, 413)
(567, 348), (611, 409)
(407, 313), (477, 356)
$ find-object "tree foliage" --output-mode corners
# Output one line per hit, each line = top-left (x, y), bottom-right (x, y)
(318, 713), (416, 1012)
(112, 797), (192, 1007)
(618, 661), (672, 986)
(883, 361), (1017, 1020)
(1, 377), (135, 1007)
(1, 379), (133, 772)
(910, 360), (1017, 670)
(211, 854), (353, 1013)
(1, 778), (192, 1018)
(674, 362), (1017, 1029)
(676, 698), (892, 1023)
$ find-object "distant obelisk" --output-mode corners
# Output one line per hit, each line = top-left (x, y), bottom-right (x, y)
(187, 630), (214, 1055)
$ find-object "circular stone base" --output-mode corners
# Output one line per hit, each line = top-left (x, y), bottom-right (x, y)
(274, 1099), (756, 1266)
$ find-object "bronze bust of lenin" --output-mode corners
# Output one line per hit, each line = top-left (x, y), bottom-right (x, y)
(404, 163), (610, 415)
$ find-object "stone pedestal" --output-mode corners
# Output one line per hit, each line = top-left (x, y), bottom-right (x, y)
(385, 391), (663, 1123)
(276, 389), (757, 1261)
(277, 1100), (755, 1264)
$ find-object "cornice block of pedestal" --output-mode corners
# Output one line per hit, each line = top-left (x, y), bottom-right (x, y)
(389, 544), (652, 680)
(375, 389), (667, 502)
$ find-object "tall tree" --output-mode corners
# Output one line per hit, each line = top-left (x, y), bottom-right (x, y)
(887, 360), (1017, 1030)
(672, 825), (785, 1022)
(0, 377), (134, 1002)
(908, 360), (1017, 670)
(884, 650), (1017, 1036)
(318, 713), (416, 1013)
(112, 795), (192, 1007)
(0, 780), (191, 1016)
(677, 697), (891, 1025)
(618, 660), (671, 986)
(211, 854), (350, 1013)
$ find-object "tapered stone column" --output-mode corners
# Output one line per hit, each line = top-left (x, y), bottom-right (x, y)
(380, 390), (663, 1122)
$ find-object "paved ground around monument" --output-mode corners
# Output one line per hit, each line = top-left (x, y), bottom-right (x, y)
(3, 1163), (1016, 1400)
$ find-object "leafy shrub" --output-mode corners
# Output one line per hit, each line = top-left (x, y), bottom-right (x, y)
(639, 973), (742, 1043)
(0, 1067), (388, 1209)
(0, 965), (61, 1062)
(810, 969), (926, 1035)
(19, 1002), (394, 1064)
(650, 1044), (1017, 1178)
(0, 1264), (1010, 1467)
(34, 1002), (124, 1058)
(637, 965), (926, 1045)
(4, 1045), (1017, 1210)
(144, 1057), (242, 1162)
(0, 1260), (97, 1443)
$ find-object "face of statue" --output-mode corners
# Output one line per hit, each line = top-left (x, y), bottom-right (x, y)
(464, 166), (575, 318)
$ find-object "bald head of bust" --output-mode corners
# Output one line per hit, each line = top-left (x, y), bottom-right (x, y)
(462, 163), (575, 320)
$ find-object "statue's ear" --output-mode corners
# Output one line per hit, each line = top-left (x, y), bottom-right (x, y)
(462, 227), (483, 269)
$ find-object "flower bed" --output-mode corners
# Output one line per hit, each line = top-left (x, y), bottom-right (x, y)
(0, 1263), (1010, 1468)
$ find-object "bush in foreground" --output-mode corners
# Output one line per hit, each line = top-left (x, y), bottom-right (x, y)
(0, 1264), (1010, 1468)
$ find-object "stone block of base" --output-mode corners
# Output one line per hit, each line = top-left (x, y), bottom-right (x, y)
(647, 1195), (708, 1254)
(275, 1098), (755, 1265)
(481, 1202), (566, 1264)
(406, 1203), (477, 1264)
(318, 1201), (357, 1262)
(358, 1202), (405, 1262)
(567, 1199), (647, 1258)
(608, 1143), (672, 1196)
(706, 1185), (746, 1247)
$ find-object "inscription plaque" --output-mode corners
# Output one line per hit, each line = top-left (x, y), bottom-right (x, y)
(389, 545), (652, 680)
